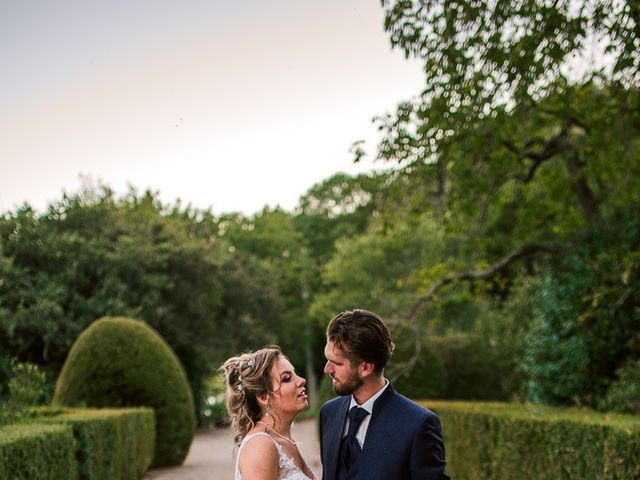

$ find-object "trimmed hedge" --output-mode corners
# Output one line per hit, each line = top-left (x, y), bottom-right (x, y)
(0, 423), (77, 479)
(423, 400), (640, 479)
(34, 407), (155, 480)
(53, 316), (196, 467)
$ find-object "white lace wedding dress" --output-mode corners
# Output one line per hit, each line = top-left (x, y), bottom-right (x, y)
(235, 432), (315, 480)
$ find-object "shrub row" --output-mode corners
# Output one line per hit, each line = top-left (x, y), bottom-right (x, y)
(0, 407), (154, 480)
(0, 423), (77, 479)
(423, 400), (640, 480)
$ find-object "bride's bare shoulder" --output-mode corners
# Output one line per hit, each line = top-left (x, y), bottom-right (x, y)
(238, 433), (279, 479)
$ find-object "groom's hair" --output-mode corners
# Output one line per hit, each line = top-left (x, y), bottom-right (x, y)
(326, 309), (395, 374)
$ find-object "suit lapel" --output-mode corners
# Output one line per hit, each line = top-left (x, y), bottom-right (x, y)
(360, 384), (395, 458)
(370, 383), (395, 418)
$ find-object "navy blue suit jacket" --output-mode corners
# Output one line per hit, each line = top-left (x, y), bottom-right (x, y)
(319, 384), (449, 480)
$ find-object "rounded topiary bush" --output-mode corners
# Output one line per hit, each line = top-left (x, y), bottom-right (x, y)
(53, 316), (196, 467)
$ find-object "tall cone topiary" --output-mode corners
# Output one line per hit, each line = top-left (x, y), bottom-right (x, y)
(53, 316), (196, 467)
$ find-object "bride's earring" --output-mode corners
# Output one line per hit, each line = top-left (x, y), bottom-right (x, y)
(265, 408), (277, 427)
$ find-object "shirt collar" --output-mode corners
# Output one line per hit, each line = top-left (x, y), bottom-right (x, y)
(348, 378), (389, 414)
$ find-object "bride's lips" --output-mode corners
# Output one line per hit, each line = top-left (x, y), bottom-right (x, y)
(297, 388), (307, 399)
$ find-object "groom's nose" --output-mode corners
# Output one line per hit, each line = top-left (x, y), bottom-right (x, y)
(324, 361), (333, 374)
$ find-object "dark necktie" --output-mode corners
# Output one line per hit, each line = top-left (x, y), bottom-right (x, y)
(339, 406), (370, 472)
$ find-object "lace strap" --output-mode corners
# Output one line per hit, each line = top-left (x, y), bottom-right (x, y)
(238, 432), (279, 456)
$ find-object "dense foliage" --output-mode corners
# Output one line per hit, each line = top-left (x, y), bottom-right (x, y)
(0, 1), (638, 433)
(523, 220), (640, 407)
(318, 0), (640, 409)
(0, 187), (287, 419)
(0, 360), (48, 426)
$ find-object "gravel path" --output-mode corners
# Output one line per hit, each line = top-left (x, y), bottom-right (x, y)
(144, 418), (322, 480)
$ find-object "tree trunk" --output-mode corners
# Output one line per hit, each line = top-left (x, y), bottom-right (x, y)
(565, 154), (600, 225)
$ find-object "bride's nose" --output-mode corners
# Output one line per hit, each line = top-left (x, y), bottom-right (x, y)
(297, 376), (306, 387)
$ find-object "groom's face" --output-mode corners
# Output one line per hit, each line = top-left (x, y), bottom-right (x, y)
(324, 340), (364, 396)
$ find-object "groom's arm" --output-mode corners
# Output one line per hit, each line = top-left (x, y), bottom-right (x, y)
(409, 411), (450, 479)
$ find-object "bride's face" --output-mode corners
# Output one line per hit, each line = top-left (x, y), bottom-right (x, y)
(269, 356), (308, 416)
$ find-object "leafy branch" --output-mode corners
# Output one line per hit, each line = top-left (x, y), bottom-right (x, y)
(391, 242), (562, 376)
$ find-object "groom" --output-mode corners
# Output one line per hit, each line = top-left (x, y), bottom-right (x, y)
(319, 309), (450, 480)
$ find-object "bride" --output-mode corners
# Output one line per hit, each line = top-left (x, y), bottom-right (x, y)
(221, 346), (316, 480)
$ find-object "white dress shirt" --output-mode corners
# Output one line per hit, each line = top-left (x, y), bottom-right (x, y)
(342, 378), (389, 448)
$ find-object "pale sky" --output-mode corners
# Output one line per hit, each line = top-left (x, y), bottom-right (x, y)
(0, 0), (424, 215)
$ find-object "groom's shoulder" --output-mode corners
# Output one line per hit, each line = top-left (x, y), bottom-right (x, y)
(388, 386), (438, 420)
(320, 395), (348, 415)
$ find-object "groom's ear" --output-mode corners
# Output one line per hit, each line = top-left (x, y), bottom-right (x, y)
(359, 361), (375, 378)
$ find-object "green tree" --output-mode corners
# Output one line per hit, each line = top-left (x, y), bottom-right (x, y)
(216, 207), (322, 405)
(376, 0), (640, 237)
(0, 359), (48, 426)
(313, 0), (640, 406)
(523, 216), (640, 407)
(295, 172), (388, 263)
(0, 186), (283, 420)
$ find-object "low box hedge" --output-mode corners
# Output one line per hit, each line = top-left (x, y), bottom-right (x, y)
(422, 400), (640, 480)
(0, 423), (77, 479)
(34, 406), (155, 480)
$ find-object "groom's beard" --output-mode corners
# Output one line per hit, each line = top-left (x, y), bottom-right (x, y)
(332, 370), (364, 396)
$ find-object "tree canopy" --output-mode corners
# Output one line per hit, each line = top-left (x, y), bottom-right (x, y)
(1, 0), (639, 417)
(312, 0), (640, 408)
